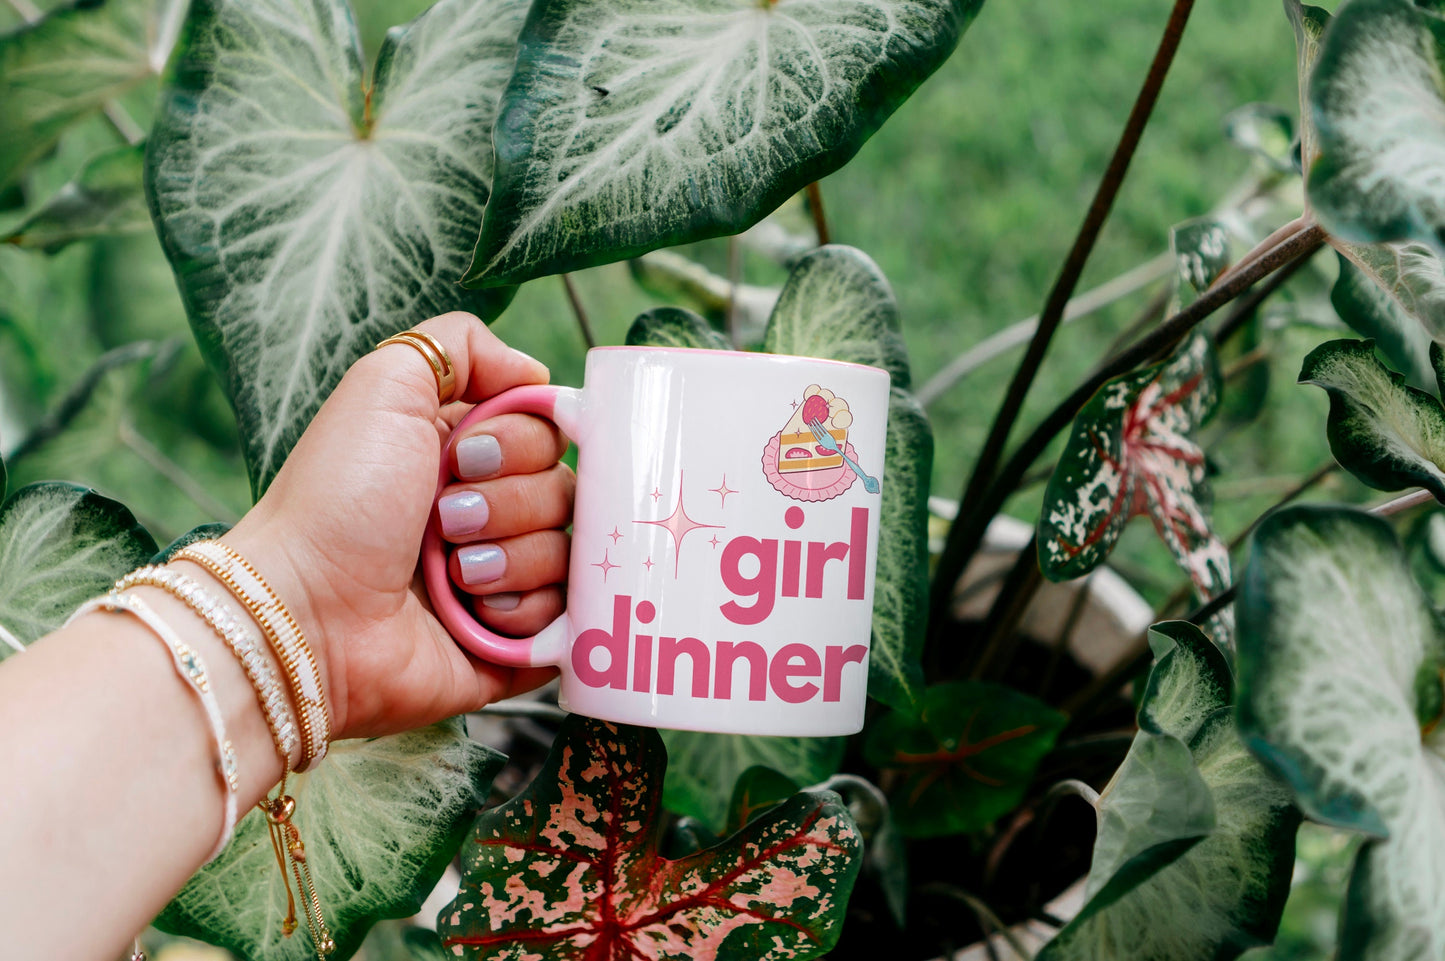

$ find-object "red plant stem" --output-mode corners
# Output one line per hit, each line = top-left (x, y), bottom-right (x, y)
(806, 182), (831, 246)
(933, 0), (1199, 637)
(560, 273), (596, 349)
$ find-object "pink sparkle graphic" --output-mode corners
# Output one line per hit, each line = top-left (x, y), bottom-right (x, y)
(592, 551), (619, 582)
(790, 399), (800, 410)
(607, 526), (623, 544)
(709, 475), (738, 506)
(636, 473), (723, 576)
(650, 487), (662, 502)
(643, 556), (655, 572)
(709, 535), (721, 548)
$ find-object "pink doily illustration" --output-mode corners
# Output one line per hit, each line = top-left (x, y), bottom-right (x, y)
(762, 434), (858, 502)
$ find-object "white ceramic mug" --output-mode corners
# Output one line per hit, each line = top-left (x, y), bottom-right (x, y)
(422, 346), (890, 735)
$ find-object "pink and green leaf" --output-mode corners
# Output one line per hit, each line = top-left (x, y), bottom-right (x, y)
(440, 716), (862, 961)
(862, 681), (1065, 838)
(1037, 331), (1229, 625)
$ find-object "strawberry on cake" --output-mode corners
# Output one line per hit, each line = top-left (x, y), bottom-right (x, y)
(778, 385), (854, 473)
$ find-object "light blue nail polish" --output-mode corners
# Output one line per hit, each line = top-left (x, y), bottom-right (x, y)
(457, 434), (503, 479)
(457, 544), (506, 585)
(438, 490), (489, 538)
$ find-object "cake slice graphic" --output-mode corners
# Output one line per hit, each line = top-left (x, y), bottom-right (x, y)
(778, 385), (854, 473)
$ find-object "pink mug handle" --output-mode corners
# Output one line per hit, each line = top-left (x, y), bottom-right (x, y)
(421, 384), (581, 667)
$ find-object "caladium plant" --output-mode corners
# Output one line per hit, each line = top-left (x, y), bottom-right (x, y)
(439, 716), (862, 961)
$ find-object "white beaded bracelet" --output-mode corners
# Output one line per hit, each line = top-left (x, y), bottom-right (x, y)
(65, 590), (238, 863)
(116, 566), (301, 771)
(175, 542), (331, 770)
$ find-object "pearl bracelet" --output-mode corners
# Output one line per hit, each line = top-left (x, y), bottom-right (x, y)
(65, 591), (239, 863)
(175, 542), (330, 770)
(116, 566), (300, 771)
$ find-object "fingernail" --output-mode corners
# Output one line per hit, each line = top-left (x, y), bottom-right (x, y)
(438, 491), (490, 538)
(457, 544), (506, 585)
(481, 592), (522, 611)
(456, 434), (503, 480)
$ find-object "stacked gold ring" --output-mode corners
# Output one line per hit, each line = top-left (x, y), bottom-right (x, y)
(376, 329), (457, 405)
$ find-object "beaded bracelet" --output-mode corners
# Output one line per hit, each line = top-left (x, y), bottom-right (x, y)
(174, 542), (331, 770)
(64, 590), (239, 863)
(116, 566), (301, 771)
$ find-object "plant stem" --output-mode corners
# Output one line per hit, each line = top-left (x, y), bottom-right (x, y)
(805, 182), (830, 246)
(1040, 574), (1094, 701)
(919, 885), (1033, 961)
(1373, 488), (1436, 516)
(726, 235), (742, 348)
(940, 0), (1199, 633)
(972, 535), (1043, 679)
(1211, 237), (1314, 347)
(102, 102), (145, 146)
(3, 0), (41, 22)
(559, 273), (596, 349)
(8, 341), (165, 463)
(930, 221), (1325, 645)
(916, 252), (1175, 407)
(117, 417), (241, 523)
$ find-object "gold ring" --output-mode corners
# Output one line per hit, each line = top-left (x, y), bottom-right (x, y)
(375, 330), (457, 405)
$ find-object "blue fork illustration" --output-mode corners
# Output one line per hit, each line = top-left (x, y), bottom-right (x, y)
(807, 419), (880, 493)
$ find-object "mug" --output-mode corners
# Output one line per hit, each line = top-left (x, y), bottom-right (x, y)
(422, 346), (890, 736)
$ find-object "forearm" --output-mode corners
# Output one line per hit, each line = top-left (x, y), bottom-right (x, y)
(0, 570), (289, 960)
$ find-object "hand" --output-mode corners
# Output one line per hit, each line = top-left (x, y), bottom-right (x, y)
(224, 313), (571, 740)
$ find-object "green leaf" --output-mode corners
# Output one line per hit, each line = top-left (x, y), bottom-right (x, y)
(1237, 505), (1445, 959)
(1, 143), (149, 252)
(1285, 0), (1330, 171)
(1170, 216), (1234, 312)
(761, 246), (929, 710)
(863, 681), (1066, 838)
(628, 251), (780, 341)
(1331, 250), (1438, 391)
(1077, 732), (1215, 923)
(152, 522), (231, 563)
(1037, 333), (1231, 633)
(0, 481), (156, 660)
(1298, 338), (1445, 499)
(725, 765), (801, 833)
(762, 245), (911, 388)
(146, 0), (522, 495)
(1040, 709), (1299, 961)
(660, 728), (845, 833)
(810, 773), (908, 928)
(624, 305), (731, 351)
(1223, 103), (1297, 174)
(0, 0), (184, 189)
(158, 718), (502, 961)
(464, 1), (983, 286)
(1307, 0), (1445, 254)
(1138, 620), (1234, 742)
(440, 716), (862, 961)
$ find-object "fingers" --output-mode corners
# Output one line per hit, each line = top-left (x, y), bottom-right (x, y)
(449, 413), (569, 482)
(436, 462), (575, 542)
(448, 529), (570, 595)
(471, 585), (565, 637)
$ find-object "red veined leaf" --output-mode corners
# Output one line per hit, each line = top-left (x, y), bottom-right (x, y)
(1037, 332), (1230, 633)
(862, 682), (1066, 838)
(439, 716), (861, 961)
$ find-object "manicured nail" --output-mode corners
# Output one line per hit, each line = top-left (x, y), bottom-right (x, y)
(438, 491), (489, 538)
(456, 434), (502, 480)
(480, 592), (522, 611)
(457, 544), (506, 585)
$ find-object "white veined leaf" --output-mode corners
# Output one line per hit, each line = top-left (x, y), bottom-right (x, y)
(158, 718), (504, 961)
(146, 0), (523, 495)
(464, 0), (983, 286)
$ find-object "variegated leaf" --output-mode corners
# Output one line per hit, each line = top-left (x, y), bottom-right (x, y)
(463, 0), (982, 286)
(0, 481), (156, 660)
(863, 681), (1065, 837)
(1037, 332), (1231, 635)
(762, 245), (928, 710)
(440, 716), (862, 961)
(1285, 0), (1330, 172)
(1040, 623), (1296, 961)
(660, 728), (844, 833)
(1237, 505), (1445, 960)
(1223, 103), (1297, 174)
(1307, 0), (1445, 256)
(628, 251), (779, 345)
(159, 719), (503, 961)
(1, 143), (150, 252)
(1298, 338), (1445, 500)
(1170, 216), (1234, 314)
(147, 0), (521, 495)
(1039, 709), (1299, 961)
(1332, 251), (1438, 391)
(625, 306), (731, 351)
(0, 0), (185, 189)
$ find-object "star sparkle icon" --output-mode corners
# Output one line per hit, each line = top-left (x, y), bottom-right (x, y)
(607, 526), (624, 544)
(592, 551), (619, 582)
(709, 475), (738, 507)
(709, 535), (721, 548)
(636, 472), (723, 576)
(643, 557), (655, 572)
(650, 487), (662, 502)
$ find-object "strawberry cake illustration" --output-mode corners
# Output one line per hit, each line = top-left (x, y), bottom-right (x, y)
(763, 385), (878, 502)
